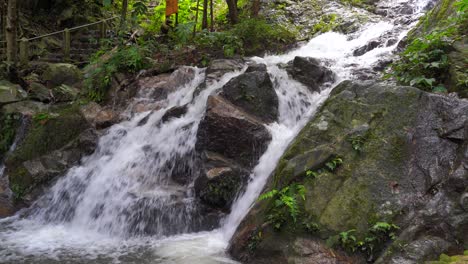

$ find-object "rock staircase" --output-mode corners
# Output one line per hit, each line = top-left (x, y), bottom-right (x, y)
(37, 29), (106, 66)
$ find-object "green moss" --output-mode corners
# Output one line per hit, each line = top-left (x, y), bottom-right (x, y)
(8, 166), (33, 195)
(0, 113), (21, 159)
(319, 179), (373, 234)
(5, 103), (89, 195)
(7, 104), (87, 164)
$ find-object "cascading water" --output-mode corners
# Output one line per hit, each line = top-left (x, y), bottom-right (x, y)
(0, 0), (432, 262)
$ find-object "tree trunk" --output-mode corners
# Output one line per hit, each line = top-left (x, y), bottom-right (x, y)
(6, 0), (17, 63)
(119, 0), (128, 32)
(202, 0), (208, 29)
(251, 0), (260, 17)
(226, 0), (238, 24)
(210, 0), (214, 31)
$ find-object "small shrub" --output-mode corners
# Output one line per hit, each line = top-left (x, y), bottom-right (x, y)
(306, 156), (343, 178)
(247, 229), (263, 252)
(85, 44), (150, 101)
(330, 222), (400, 258)
(259, 183), (306, 230)
(231, 18), (297, 55)
(391, 1), (467, 93)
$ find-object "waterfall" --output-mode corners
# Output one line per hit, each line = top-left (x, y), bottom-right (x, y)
(0, 0), (432, 262)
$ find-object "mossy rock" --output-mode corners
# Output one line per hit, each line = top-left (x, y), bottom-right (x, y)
(5, 103), (89, 192)
(42, 63), (83, 87)
(230, 81), (468, 263)
(0, 112), (21, 160)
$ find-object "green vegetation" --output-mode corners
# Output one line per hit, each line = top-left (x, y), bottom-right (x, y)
(427, 251), (468, 263)
(0, 113), (20, 156)
(85, 44), (150, 101)
(247, 229), (263, 252)
(391, 0), (467, 93)
(328, 222), (400, 257)
(10, 183), (27, 202)
(259, 156), (343, 231)
(259, 183), (306, 230)
(306, 156), (343, 179)
(348, 135), (366, 152)
(311, 14), (341, 35)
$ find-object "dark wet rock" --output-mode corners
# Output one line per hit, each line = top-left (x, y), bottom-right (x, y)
(286, 56), (335, 93)
(1, 103), (97, 216)
(196, 166), (247, 210)
(196, 95), (271, 168)
(194, 95), (272, 211)
(27, 82), (51, 102)
(245, 62), (267, 73)
(205, 59), (244, 83)
(80, 102), (118, 129)
(167, 152), (198, 186)
(195, 152), (249, 211)
(41, 63), (83, 87)
(162, 105), (188, 123)
(353, 40), (381, 56)
(114, 67), (196, 111)
(0, 80), (27, 104)
(221, 67), (278, 123)
(229, 81), (468, 264)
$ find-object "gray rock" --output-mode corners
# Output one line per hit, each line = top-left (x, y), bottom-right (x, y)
(0, 80), (27, 104)
(286, 56), (335, 93)
(229, 81), (468, 264)
(221, 68), (278, 123)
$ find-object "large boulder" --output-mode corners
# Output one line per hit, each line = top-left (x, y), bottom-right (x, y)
(286, 56), (335, 92)
(194, 95), (272, 210)
(196, 95), (271, 168)
(0, 80), (27, 104)
(205, 59), (244, 83)
(229, 81), (468, 264)
(221, 64), (278, 123)
(194, 151), (250, 211)
(1, 103), (97, 216)
(41, 63), (83, 87)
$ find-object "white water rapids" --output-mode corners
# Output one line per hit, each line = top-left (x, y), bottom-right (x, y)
(0, 0), (432, 263)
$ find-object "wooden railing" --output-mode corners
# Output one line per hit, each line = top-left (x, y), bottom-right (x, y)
(0, 16), (119, 65)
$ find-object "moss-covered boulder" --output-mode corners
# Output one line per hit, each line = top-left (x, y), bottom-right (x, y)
(41, 63), (83, 88)
(229, 81), (468, 263)
(0, 80), (27, 104)
(1, 103), (97, 214)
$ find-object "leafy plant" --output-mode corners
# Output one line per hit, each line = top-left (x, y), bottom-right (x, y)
(306, 156), (343, 178)
(85, 44), (150, 101)
(332, 222), (400, 258)
(259, 183), (306, 229)
(391, 0), (467, 93)
(231, 18), (297, 55)
(247, 229), (263, 252)
(339, 229), (358, 252)
(348, 135), (366, 152)
(0, 113), (20, 155)
(33, 112), (55, 125)
(11, 183), (27, 202)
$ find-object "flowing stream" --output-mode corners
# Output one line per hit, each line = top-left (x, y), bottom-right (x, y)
(0, 0), (432, 263)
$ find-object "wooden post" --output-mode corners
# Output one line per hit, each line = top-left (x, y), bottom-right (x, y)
(19, 37), (28, 65)
(6, 0), (18, 63)
(99, 21), (106, 44)
(63, 28), (70, 62)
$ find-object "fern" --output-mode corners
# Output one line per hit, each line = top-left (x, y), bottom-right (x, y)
(258, 189), (279, 201)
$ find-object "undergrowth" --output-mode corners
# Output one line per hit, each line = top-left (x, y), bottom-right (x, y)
(390, 0), (467, 92)
(84, 44), (150, 101)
